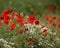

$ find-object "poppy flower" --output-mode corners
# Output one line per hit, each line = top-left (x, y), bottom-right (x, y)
(2, 13), (8, 18)
(16, 16), (23, 22)
(48, 19), (54, 24)
(16, 13), (21, 17)
(19, 29), (24, 34)
(41, 25), (45, 28)
(19, 22), (24, 27)
(25, 28), (29, 31)
(48, 6), (54, 11)
(51, 23), (56, 27)
(52, 16), (56, 20)
(43, 29), (47, 32)
(9, 22), (16, 32)
(0, 16), (4, 20)
(29, 40), (33, 45)
(26, 16), (36, 24)
(11, 14), (16, 19)
(3, 15), (10, 24)
(3, 20), (9, 24)
(4, 15), (10, 20)
(3, 9), (13, 14)
(34, 20), (40, 25)
(41, 26), (47, 33)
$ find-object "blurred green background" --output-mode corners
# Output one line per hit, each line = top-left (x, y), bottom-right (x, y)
(0, 0), (60, 16)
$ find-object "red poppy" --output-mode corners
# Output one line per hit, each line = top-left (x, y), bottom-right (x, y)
(43, 29), (47, 32)
(51, 23), (56, 27)
(0, 16), (4, 20)
(9, 22), (16, 32)
(3, 15), (10, 24)
(3, 9), (13, 14)
(16, 16), (23, 22)
(3, 19), (9, 24)
(11, 14), (16, 19)
(29, 40), (33, 45)
(26, 16), (36, 24)
(34, 20), (40, 25)
(16, 13), (21, 17)
(4, 15), (10, 20)
(41, 25), (45, 28)
(52, 16), (56, 20)
(48, 19), (54, 24)
(25, 28), (29, 31)
(48, 6), (54, 11)
(19, 29), (24, 34)
(2, 13), (8, 18)
(19, 22), (24, 27)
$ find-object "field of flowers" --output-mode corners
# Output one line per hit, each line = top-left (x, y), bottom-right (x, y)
(0, 0), (60, 48)
(0, 9), (60, 48)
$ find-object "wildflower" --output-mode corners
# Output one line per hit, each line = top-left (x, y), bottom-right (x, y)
(16, 16), (23, 22)
(29, 40), (33, 45)
(26, 16), (36, 24)
(52, 16), (56, 20)
(48, 19), (54, 24)
(43, 29), (47, 32)
(34, 20), (40, 25)
(51, 23), (56, 27)
(3, 9), (13, 14)
(3, 15), (10, 24)
(19, 22), (24, 27)
(4, 15), (10, 20)
(15, 13), (21, 17)
(41, 25), (45, 28)
(9, 22), (16, 32)
(0, 16), (4, 20)
(3, 19), (9, 24)
(11, 14), (16, 19)
(48, 6), (54, 11)
(41, 27), (47, 32)
(25, 28), (29, 31)
(19, 29), (24, 34)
